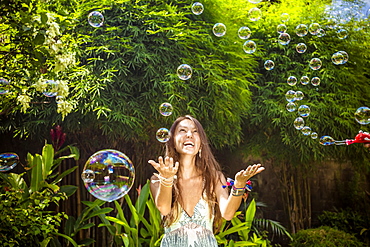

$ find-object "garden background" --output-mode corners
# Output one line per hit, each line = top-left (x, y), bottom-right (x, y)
(0, 0), (370, 246)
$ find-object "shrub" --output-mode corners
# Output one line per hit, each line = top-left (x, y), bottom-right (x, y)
(290, 226), (363, 247)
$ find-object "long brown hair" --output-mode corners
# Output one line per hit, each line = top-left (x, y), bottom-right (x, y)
(163, 115), (224, 231)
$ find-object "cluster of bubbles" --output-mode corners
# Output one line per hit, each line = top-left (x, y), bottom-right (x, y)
(155, 102), (173, 143)
(81, 149), (135, 202)
(0, 153), (19, 172)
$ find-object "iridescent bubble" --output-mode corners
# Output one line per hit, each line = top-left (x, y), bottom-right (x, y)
(332, 51), (349, 65)
(55, 96), (64, 104)
(311, 77), (321, 86)
(319, 135), (335, 145)
(285, 90), (297, 103)
(191, 2), (204, 15)
(88, 11), (104, 28)
(238, 26), (252, 39)
(82, 149), (135, 202)
(338, 51), (349, 64)
(301, 126), (311, 136)
(298, 105), (310, 117)
(277, 24), (287, 33)
(296, 43), (307, 53)
(159, 102), (173, 116)
(337, 29), (348, 39)
(177, 64), (193, 80)
(286, 102), (296, 112)
(213, 23), (227, 37)
(0, 153), (19, 172)
(0, 78), (10, 94)
(249, 0), (262, 3)
(43, 80), (58, 97)
(281, 13), (290, 22)
(295, 91), (304, 101)
(308, 23), (321, 35)
(300, 76), (310, 85)
(294, 117), (305, 130)
(264, 60), (275, 70)
(249, 7), (262, 21)
(309, 58), (322, 70)
(296, 24), (308, 37)
(278, 33), (291, 45)
(317, 28), (326, 37)
(311, 132), (318, 139)
(156, 128), (170, 143)
(354, 106), (370, 125)
(243, 40), (257, 54)
(287, 76), (297, 86)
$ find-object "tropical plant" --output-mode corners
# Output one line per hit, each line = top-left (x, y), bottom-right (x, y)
(0, 143), (79, 246)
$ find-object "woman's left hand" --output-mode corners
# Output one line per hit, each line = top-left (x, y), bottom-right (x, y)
(234, 164), (265, 188)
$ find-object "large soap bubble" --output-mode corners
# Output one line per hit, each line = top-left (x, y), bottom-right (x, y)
(309, 58), (322, 70)
(294, 117), (305, 130)
(249, 7), (262, 21)
(88, 11), (104, 28)
(278, 33), (291, 45)
(308, 23), (321, 35)
(238, 26), (252, 39)
(81, 149), (135, 202)
(191, 2), (204, 15)
(243, 40), (257, 54)
(0, 78), (10, 94)
(354, 106), (370, 125)
(287, 76), (297, 86)
(286, 102), (296, 112)
(296, 24), (308, 37)
(295, 91), (304, 101)
(298, 105), (310, 117)
(285, 90), (296, 102)
(156, 128), (170, 143)
(213, 23), (226, 37)
(159, 102), (173, 116)
(296, 43), (307, 53)
(300, 75), (310, 85)
(177, 64), (193, 80)
(0, 153), (19, 172)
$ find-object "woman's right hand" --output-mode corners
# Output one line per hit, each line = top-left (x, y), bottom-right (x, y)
(148, 156), (179, 179)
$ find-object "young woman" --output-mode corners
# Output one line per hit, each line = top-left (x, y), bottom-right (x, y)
(149, 115), (265, 246)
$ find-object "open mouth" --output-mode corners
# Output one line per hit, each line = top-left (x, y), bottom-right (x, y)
(183, 141), (195, 147)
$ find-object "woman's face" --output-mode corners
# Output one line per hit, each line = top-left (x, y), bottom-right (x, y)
(174, 119), (201, 156)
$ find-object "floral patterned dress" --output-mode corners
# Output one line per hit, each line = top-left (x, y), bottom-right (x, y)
(160, 197), (218, 247)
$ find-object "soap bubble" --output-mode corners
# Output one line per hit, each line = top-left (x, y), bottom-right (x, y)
(298, 105), (310, 117)
(213, 23), (226, 37)
(311, 77), (321, 86)
(81, 149), (135, 202)
(285, 90), (296, 102)
(354, 106), (370, 125)
(156, 128), (170, 143)
(286, 102), (296, 112)
(301, 126), (311, 135)
(319, 135), (335, 145)
(294, 117), (305, 130)
(56, 95), (64, 104)
(249, 7), (262, 21)
(332, 51), (349, 65)
(300, 76), (310, 85)
(296, 43), (307, 53)
(287, 76), (297, 86)
(278, 33), (291, 45)
(308, 23), (321, 35)
(243, 40), (257, 54)
(0, 153), (19, 172)
(248, 0), (262, 3)
(238, 26), (252, 39)
(191, 2), (204, 15)
(88, 11), (104, 28)
(309, 58), (322, 70)
(177, 64), (193, 80)
(264, 60), (275, 70)
(43, 80), (58, 97)
(281, 13), (290, 22)
(295, 91), (304, 101)
(337, 29), (348, 39)
(159, 102), (173, 116)
(311, 132), (318, 139)
(317, 28), (326, 37)
(277, 24), (287, 33)
(296, 24), (308, 37)
(0, 78), (10, 94)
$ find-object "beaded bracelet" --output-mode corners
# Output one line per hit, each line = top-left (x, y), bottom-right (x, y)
(231, 186), (245, 196)
(152, 173), (177, 187)
(223, 178), (253, 196)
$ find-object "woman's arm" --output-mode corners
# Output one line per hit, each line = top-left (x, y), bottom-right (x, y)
(216, 164), (265, 221)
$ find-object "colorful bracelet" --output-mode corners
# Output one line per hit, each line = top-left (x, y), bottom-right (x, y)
(222, 178), (253, 191)
(152, 173), (177, 187)
(231, 186), (245, 196)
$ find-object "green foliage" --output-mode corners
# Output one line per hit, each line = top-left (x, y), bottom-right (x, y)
(0, 143), (79, 246)
(290, 226), (363, 247)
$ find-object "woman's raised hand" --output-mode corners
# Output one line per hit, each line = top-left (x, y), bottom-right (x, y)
(148, 156), (179, 179)
(234, 163), (265, 187)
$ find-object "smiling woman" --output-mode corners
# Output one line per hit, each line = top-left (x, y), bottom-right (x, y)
(148, 115), (265, 247)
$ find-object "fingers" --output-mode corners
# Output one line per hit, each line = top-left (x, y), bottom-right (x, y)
(148, 156), (179, 177)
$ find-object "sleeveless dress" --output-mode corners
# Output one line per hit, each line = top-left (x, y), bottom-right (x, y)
(160, 197), (218, 247)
